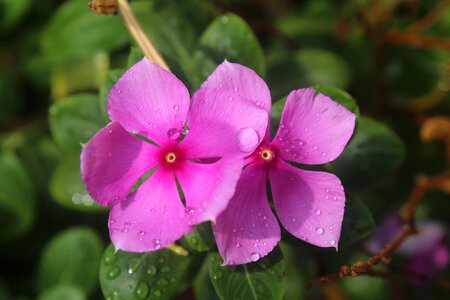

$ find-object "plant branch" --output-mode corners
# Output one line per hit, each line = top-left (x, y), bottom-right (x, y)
(404, 0), (450, 35)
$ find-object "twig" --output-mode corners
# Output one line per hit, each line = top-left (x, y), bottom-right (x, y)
(404, 0), (450, 35)
(383, 32), (450, 50)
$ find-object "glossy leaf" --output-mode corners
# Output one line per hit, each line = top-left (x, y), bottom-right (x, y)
(49, 155), (106, 212)
(330, 117), (406, 189)
(208, 247), (285, 300)
(37, 285), (86, 300)
(99, 244), (203, 300)
(99, 69), (125, 121)
(37, 227), (103, 296)
(193, 259), (220, 300)
(181, 222), (215, 252)
(0, 151), (35, 240)
(190, 13), (265, 89)
(339, 194), (375, 248)
(49, 94), (106, 154)
(0, 0), (31, 31)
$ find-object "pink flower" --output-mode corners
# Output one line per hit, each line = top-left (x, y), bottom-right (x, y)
(203, 64), (356, 265)
(80, 59), (268, 252)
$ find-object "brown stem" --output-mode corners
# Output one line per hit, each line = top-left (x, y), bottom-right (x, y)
(404, 0), (450, 35)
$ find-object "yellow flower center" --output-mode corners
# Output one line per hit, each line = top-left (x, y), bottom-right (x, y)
(261, 149), (273, 161)
(166, 152), (176, 163)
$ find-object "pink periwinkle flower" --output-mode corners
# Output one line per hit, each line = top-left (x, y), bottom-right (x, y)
(80, 59), (268, 252)
(199, 63), (356, 265)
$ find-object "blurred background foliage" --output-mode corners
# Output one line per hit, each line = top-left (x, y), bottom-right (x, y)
(0, 0), (449, 299)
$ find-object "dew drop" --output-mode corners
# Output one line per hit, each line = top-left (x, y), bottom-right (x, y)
(185, 207), (195, 214)
(236, 127), (259, 153)
(330, 239), (336, 246)
(167, 128), (180, 140)
(325, 188), (330, 193)
(135, 282), (149, 299)
(228, 96), (233, 101)
(146, 265), (157, 276)
(212, 271), (223, 280)
(295, 139), (305, 146)
(173, 105), (179, 111)
(313, 145), (318, 150)
(107, 266), (121, 279)
(321, 152), (327, 156)
(250, 252), (260, 262)
(332, 196), (337, 201)
(315, 227), (324, 235)
(152, 289), (162, 297)
(157, 278), (169, 287)
(161, 266), (171, 273)
(104, 250), (116, 265)
(233, 87), (239, 92)
(315, 209), (322, 216)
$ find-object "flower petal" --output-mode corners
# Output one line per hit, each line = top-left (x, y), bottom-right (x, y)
(180, 89), (268, 158)
(108, 58), (190, 146)
(198, 60), (271, 112)
(272, 88), (355, 165)
(80, 122), (159, 206)
(269, 160), (345, 248)
(109, 168), (192, 252)
(176, 157), (244, 224)
(213, 164), (280, 265)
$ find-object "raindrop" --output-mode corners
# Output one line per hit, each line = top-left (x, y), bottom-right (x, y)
(313, 145), (318, 150)
(325, 188), (330, 193)
(157, 278), (169, 287)
(150, 208), (156, 213)
(332, 196), (337, 201)
(167, 128), (180, 140)
(228, 96), (233, 101)
(315, 227), (324, 235)
(233, 87), (239, 92)
(236, 128), (259, 153)
(295, 139), (305, 146)
(321, 152), (327, 156)
(146, 265), (157, 276)
(315, 210), (322, 216)
(250, 252), (260, 262)
(173, 105), (179, 111)
(234, 242), (241, 248)
(152, 289), (162, 297)
(135, 282), (149, 299)
(329, 240), (336, 246)
(107, 267), (121, 279)
(212, 271), (223, 280)
(104, 251), (116, 265)
(185, 207), (195, 214)
(161, 266), (171, 273)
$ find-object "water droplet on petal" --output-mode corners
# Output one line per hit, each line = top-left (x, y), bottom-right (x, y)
(167, 128), (181, 140)
(315, 227), (324, 235)
(321, 152), (327, 156)
(313, 145), (318, 150)
(330, 239), (336, 246)
(135, 282), (149, 299)
(295, 139), (305, 146)
(185, 207), (195, 214)
(315, 210), (322, 216)
(173, 105), (179, 111)
(236, 127), (259, 153)
(250, 252), (260, 262)
(228, 96), (233, 101)
(332, 196), (337, 201)
(325, 188), (330, 193)
(233, 87), (239, 92)
(107, 266), (121, 279)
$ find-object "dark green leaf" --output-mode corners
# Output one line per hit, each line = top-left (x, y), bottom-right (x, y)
(0, 68), (22, 126)
(37, 285), (86, 300)
(49, 94), (106, 154)
(37, 227), (103, 296)
(99, 244), (203, 300)
(40, 0), (128, 62)
(49, 155), (106, 213)
(190, 13), (265, 89)
(339, 194), (375, 248)
(0, 0), (31, 31)
(0, 151), (35, 240)
(313, 85), (360, 116)
(208, 247), (285, 300)
(330, 117), (406, 189)
(127, 47), (144, 68)
(99, 69), (125, 121)
(180, 222), (215, 252)
(194, 258), (220, 300)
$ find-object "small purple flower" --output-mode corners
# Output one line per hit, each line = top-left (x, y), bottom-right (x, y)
(199, 63), (356, 265)
(80, 59), (268, 252)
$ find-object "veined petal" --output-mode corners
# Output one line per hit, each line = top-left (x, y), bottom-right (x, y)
(80, 122), (159, 206)
(213, 164), (280, 265)
(108, 58), (190, 146)
(180, 89), (268, 158)
(269, 160), (345, 248)
(197, 60), (271, 112)
(176, 157), (244, 225)
(109, 168), (192, 252)
(272, 88), (355, 165)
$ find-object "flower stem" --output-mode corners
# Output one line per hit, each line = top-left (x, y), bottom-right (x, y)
(116, 0), (169, 70)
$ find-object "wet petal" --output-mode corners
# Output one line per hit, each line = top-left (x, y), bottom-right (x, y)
(213, 164), (280, 265)
(80, 122), (159, 206)
(176, 157), (244, 224)
(180, 88), (268, 158)
(109, 168), (192, 252)
(108, 58), (190, 146)
(269, 160), (345, 248)
(272, 88), (355, 165)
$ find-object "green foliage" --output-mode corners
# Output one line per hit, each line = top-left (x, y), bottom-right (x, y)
(0, 0), (32, 31)
(0, 151), (35, 240)
(37, 285), (86, 300)
(37, 227), (103, 296)
(331, 117), (406, 189)
(49, 94), (106, 154)
(208, 247), (286, 300)
(99, 244), (203, 300)
(181, 222), (216, 252)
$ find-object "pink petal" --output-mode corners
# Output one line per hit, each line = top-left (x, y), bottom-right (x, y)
(109, 167), (192, 252)
(269, 160), (345, 248)
(176, 157), (244, 225)
(180, 89), (268, 158)
(272, 88), (355, 165)
(198, 60), (271, 112)
(80, 122), (159, 206)
(213, 164), (280, 265)
(108, 58), (190, 146)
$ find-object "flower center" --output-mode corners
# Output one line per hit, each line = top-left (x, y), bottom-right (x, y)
(261, 149), (273, 161)
(165, 152), (176, 163)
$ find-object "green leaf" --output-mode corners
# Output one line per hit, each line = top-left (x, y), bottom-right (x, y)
(208, 247), (286, 300)
(40, 0), (128, 62)
(99, 244), (203, 300)
(127, 47), (144, 68)
(49, 94), (106, 154)
(339, 194), (375, 248)
(37, 285), (86, 300)
(330, 117), (406, 189)
(180, 222), (215, 252)
(37, 227), (103, 296)
(0, 151), (35, 240)
(0, 0), (32, 31)
(191, 13), (265, 89)
(313, 85), (360, 116)
(0, 67), (22, 126)
(99, 69), (125, 122)
(49, 155), (106, 212)
(194, 258), (220, 300)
